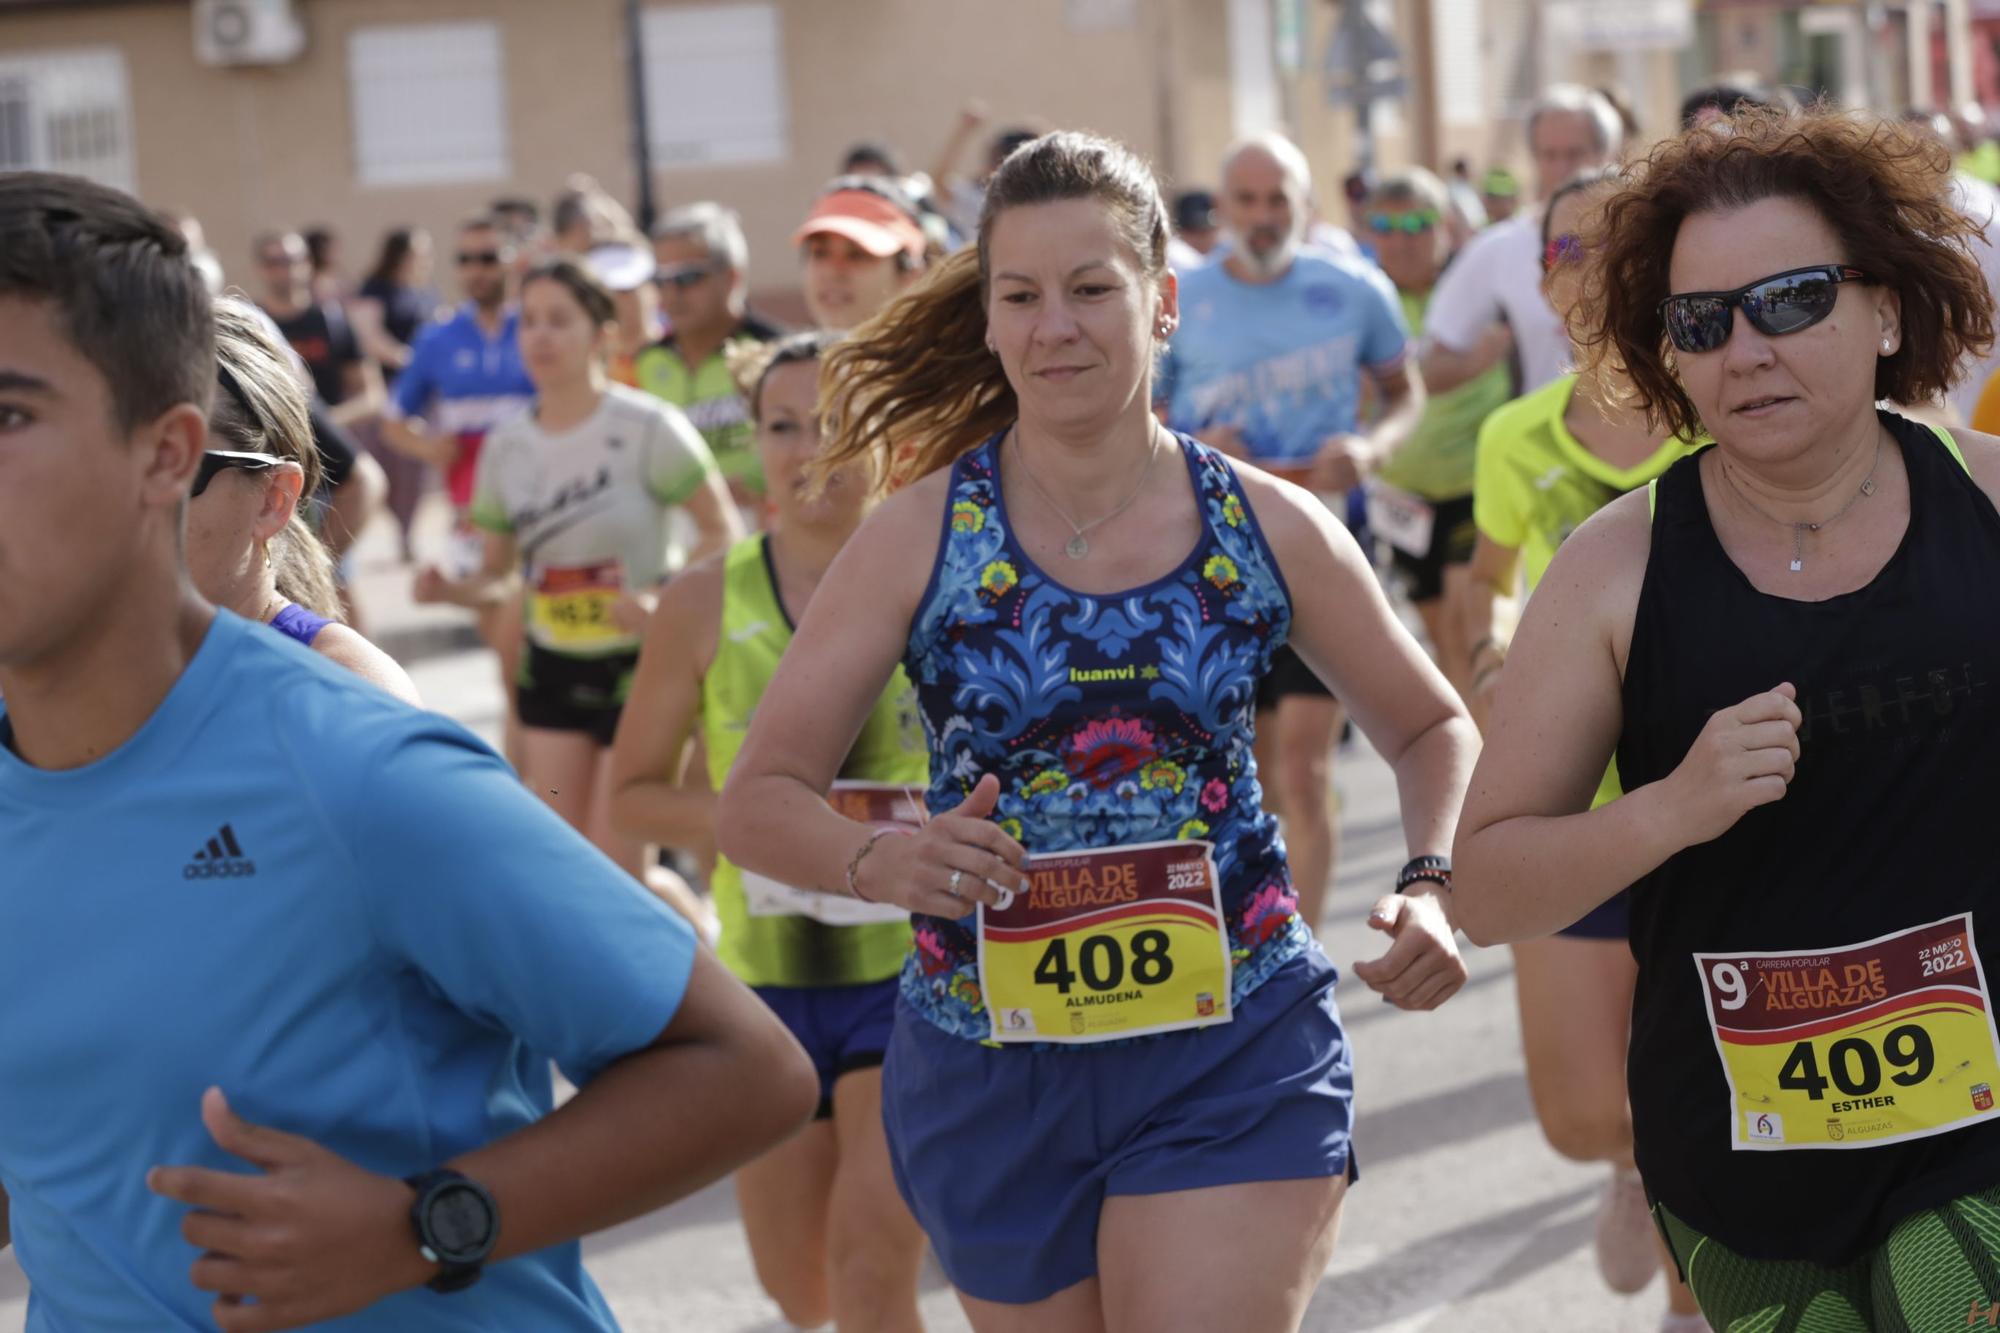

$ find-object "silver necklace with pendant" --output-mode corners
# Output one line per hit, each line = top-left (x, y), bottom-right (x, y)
(1012, 428), (1163, 559)
(1718, 437), (1883, 573)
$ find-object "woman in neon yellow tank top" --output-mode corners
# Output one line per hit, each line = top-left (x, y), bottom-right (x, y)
(1463, 170), (1707, 1326)
(608, 331), (928, 1333)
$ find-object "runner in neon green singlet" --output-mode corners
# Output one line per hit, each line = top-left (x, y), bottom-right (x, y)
(701, 533), (921, 988)
(607, 331), (927, 1330)
(1460, 172), (1708, 1322)
(1473, 373), (1695, 595)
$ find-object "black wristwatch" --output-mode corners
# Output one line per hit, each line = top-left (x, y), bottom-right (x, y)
(405, 1168), (499, 1293)
(1395, 855), (1452, 895)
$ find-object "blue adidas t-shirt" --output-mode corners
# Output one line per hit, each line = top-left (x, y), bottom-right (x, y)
(1156, 248), (1410, 467)
(0, 612), (696, 1331)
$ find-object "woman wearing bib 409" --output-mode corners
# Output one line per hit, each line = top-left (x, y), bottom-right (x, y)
(1458, 109), (2000, 1330)
(718, 132), (1479, 1332)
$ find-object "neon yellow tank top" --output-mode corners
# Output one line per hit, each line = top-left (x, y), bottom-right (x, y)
(1474, 374), (1700, 809)
(703, 534), (923, 987)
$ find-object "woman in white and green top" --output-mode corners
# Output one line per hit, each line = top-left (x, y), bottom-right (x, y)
(417, 259), (741, 878)
(609, 331), (928, 1332)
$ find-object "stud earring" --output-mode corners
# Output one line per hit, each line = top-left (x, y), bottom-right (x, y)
(1882, 338), (1893, 352)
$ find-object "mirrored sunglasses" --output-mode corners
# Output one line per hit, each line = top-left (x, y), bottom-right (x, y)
(1367, 211), (1439, 235)
(1658, 265), (1871, 354)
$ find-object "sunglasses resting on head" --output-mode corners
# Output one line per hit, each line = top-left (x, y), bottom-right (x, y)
(1543, 233), (1590, 270)
(1659, 265), (1871, 354)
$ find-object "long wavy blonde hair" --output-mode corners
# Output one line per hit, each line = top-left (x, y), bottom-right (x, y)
(816, 131), (1171, 491)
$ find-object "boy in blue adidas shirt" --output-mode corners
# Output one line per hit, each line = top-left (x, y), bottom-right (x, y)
(0, 174), (818, 1333)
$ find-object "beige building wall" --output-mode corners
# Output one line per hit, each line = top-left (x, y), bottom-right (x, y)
(1154, 0), (1238, 196)
(646, 0), (1176, 296)
(0, 0), (630, 298)
(0, 0), (1231, 308)
(1, 0), (1715, 298)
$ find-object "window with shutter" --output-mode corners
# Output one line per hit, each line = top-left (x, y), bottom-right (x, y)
(347, 22), (510, 187)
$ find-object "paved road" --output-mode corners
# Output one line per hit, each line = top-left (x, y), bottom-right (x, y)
(0, 501), (1675, 1331)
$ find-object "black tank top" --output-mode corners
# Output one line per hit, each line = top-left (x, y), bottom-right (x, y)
(1618, 411), (2000, 1264)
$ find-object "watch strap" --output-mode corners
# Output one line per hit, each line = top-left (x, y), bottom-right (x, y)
(405, 1168), (497, 1294)
(1395, 855), (1452, 895)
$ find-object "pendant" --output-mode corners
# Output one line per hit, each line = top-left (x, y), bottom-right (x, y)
(1789, 559), (1803, 572)
(1065, 534), (1090, 559)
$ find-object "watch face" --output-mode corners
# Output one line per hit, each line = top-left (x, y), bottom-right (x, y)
(427, 1183), (495, 1259)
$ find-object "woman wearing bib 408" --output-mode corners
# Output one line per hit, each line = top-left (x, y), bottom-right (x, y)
(1458, 109), (2000, 1330)
(718, 132), (1479, 1332)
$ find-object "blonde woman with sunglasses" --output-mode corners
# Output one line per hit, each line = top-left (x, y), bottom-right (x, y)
(186, 297), (418, 703)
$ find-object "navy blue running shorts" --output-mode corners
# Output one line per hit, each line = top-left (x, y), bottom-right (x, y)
(882, 944), (1356, 1305)
(1557, 888), (1630, 940)
(752, 976), (899, 1119)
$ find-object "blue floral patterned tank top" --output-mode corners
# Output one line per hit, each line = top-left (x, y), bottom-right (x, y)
(900, 430), (1311, 1040)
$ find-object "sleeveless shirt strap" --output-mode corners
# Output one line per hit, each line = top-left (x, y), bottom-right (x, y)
(1647, 429), (1966, 518)
(1925, 421), (1973, 478)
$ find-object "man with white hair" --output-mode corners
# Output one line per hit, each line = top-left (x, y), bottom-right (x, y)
(1156, 129), (1423, 933)
(1422, 85), (1624, 395)
(636, 203), (784, 507)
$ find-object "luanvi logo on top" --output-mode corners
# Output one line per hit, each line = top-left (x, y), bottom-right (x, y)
(184, 823), (257, 879)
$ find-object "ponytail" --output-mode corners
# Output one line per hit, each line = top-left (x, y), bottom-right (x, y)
(817, 249), (1013, 490)
(270, 514), (340, 620)
(211, 297), (342, 619)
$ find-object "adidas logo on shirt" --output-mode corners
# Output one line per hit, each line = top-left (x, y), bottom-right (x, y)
(184, 823), (257, 880)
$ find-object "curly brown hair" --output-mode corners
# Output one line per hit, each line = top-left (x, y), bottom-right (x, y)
(1583, 108), (1994, 440)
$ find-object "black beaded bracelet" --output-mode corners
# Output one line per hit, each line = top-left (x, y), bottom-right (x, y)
(1395, 855), (1452, 895)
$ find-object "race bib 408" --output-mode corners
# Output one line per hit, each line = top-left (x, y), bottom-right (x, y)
(978, 840), (1233, 1044)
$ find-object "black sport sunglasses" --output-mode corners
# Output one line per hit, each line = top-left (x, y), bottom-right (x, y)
(191, 449), (287, 498)
(1659, 265), (1872, 354)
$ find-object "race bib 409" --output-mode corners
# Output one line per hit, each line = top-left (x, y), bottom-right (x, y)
(1696, 914), (2000, 1151)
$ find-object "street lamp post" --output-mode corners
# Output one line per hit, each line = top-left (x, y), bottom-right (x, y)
(625, 0), (657, 236)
